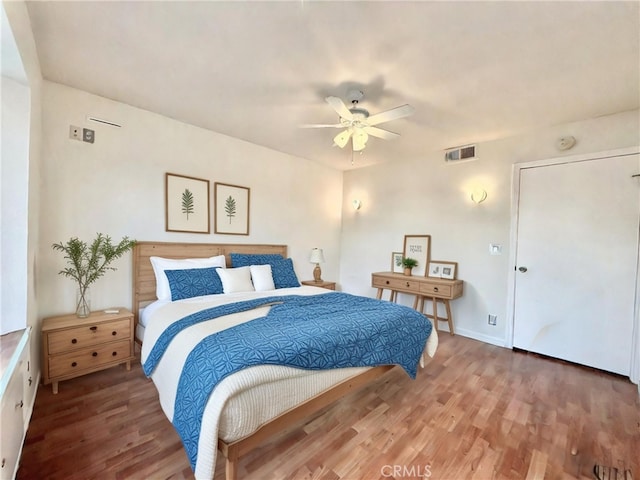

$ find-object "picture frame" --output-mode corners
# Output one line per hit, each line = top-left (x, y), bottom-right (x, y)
(402, 235), (431, 277)
(165, 173), (210, 233)
(428, 261), (458, 280)
(391, 252), (403, 274)
(214, 182), (250, 235)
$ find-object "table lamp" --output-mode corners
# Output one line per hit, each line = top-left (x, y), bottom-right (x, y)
(309, 248), (325, 283)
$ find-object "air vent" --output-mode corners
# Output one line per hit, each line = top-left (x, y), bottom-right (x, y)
(445, 145), (476, 162)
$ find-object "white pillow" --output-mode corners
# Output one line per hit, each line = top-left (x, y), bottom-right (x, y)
(150, 255), (226, 301)
(250, 264), (275, 292)
(217, 267), (255, 294)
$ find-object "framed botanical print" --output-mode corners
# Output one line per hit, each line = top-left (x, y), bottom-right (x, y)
(402, 235), (431, 277)
(165, 173), (210, 233)
(391, 252), (403, 273)
(214, 182), (250, 235)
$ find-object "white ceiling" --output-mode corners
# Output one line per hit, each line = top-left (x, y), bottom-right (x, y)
(24, 1), (640, 170)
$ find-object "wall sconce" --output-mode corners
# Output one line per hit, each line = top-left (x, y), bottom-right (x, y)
(470, 189), (487, 204)
(352, 199), (362, 211)
(309, 248), (325, 282)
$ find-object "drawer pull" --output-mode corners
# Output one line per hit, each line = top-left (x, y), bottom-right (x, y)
(89, 326), (98, 332)
(112, 331), (117, 336)
(92, 352), (98, 357)
(433, 287), (439, 292)
(71, 362), (77, 367)
(406, 282), (410, 287)
(71, 338), (77, 344)
(385, 280), (390, 285)
(112, 352), (117, 357)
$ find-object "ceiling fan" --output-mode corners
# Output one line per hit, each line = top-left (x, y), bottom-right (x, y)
(302, 90), (415, 152)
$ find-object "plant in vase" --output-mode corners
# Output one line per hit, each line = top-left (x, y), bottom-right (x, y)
(52, 233), (136, 318)
(401, 257), (418, 276)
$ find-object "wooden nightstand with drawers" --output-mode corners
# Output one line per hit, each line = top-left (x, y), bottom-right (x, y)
(301, 280), (336, 290)
(41, 308), (135, 394)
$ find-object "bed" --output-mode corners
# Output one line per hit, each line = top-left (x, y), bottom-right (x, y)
(132, 241), (438, 480)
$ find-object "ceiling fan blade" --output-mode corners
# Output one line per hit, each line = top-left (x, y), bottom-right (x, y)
(366, 104), (415, 126)
(325, 96), (353, 120)
(333, 129), (352, 148)
(363, 126), (400, 140)
(300, 123), (343, 128)
(352, 130), (369, 152)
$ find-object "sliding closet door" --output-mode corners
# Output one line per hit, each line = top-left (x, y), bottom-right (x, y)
(512, 152), (639, 376)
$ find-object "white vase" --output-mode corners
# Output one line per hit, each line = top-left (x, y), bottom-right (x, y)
(76, 287), (91, 318)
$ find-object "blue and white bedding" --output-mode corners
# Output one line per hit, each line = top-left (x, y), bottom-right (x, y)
(140, 286), (438, 479)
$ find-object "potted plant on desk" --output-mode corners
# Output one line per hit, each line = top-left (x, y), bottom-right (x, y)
(401, 257), (418, 276)
(52, 233), (136, 318)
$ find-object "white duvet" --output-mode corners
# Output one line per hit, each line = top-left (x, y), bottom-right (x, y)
(140, 286), (438, 479)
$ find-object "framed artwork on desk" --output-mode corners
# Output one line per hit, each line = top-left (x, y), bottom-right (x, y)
(428, 261), (458, 280)
(402, 235), (431, 277)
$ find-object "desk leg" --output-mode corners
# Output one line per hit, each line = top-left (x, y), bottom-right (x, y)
(412, 295), (419, 310)
(390, 291), (397, 303)
(376, 288), (383, 300)
(417, 296), (425, 313)
(444, 299), (455, 335)
(431, 297), (438, 332)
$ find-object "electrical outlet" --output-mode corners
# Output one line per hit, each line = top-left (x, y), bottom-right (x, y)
(69, 125), (82, 141)
(488, 314), (497, 326)
(82, 128), (95, 144)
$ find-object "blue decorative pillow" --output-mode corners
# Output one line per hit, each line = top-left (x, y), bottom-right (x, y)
(164, 267), (224, 301)
(271, 258), (300, 289)
(230, 253), (284, 268)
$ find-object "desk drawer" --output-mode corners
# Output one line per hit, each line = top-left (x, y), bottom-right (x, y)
(372, 276), (421, 293)
(420, 283), (452, 297)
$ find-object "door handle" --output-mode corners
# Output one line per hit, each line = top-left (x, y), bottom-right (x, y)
(518, 266), (528, 273)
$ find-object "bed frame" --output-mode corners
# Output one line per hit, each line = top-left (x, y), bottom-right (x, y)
(131, 241), (396, 480)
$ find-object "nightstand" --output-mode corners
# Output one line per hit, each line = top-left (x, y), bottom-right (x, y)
(41, 308), (135, 394)
(301, 280), (336, 291)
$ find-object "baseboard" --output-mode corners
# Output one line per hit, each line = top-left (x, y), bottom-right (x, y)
(446, 326), (507, 348)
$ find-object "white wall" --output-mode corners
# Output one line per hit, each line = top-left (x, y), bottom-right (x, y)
(38, 81), (343, 319)
(2, 0), (42, 352)
(0, 76), (29, 334)
(340, 109), (640, 346)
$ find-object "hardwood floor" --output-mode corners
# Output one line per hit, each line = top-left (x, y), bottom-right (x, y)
(18, 334), (639, 480)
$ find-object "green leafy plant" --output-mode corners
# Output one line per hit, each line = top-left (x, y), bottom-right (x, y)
(52, 233), (136, 316)
(401, 257), (419, 269)
(181, 189), (194, 219)
(225, 195), (236, 223)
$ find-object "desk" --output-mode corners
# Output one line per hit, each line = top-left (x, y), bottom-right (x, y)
(372, 272), (463, 335)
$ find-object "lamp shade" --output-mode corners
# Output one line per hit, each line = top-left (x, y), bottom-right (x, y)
(309, 248), (325, 264)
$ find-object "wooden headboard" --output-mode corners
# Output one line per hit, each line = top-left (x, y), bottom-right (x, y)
(132, 241), (288, 330)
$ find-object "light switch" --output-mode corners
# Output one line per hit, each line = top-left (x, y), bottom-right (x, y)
(489, 244), (502, 255)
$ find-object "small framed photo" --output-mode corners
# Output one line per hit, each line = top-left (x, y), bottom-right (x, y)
(391, 252), (403, 273)
(214, 182), (250, 235)
(165, 173), (210, 233)
(402, 235), (431, 277)
(428, 261), (458, 280)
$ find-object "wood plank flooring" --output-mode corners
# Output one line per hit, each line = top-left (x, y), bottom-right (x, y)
(17, 334), (639, 480)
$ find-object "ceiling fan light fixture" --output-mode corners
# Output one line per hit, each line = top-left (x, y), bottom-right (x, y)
(352, 130), (369, 151)
(307, 91), (414, 154)
(333, 129), (352, 148)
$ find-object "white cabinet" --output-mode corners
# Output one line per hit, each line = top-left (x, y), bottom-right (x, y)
(0, 327), (35, 480)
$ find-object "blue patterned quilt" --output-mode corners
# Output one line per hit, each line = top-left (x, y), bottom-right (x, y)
(143, 292), (432, 470)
